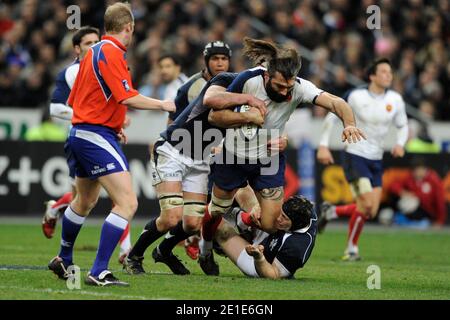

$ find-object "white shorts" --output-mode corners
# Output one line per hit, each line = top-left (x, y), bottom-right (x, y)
(151, 141), (210, 194)
(235, 230), (268, 278)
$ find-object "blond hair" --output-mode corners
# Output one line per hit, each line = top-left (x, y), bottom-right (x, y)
(104, 2), (134, 33)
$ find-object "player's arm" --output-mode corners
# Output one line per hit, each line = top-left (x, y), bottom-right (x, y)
(208, 105), (264, 128)
(315, 92), (366, 144)
(317, 112), (340, 165)
(391, 97), (408, 158)
(246, 245), (287, 279)
(50, 103), (73, 121)
(122, 94), (175, 112)
(208, 108), (263, 128)
(99, 47), (175, 112)
(203, 85), (266, 115)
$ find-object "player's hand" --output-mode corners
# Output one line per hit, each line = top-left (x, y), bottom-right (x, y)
(342, 125), (366, 143)
(117, 128), (128, 144)
(317, 145), (334, 165)
(246, 94), (267, 117)
(211, 146), (223, 155)
(247, 107), (265, 126)
(245, 244), (265, 260)
(391, 144), (405, 158)
(161, 100), (176, 112)
(249, 209), (262, 229)
(267, 135), (288, 153)
(123, 114), (131, 128)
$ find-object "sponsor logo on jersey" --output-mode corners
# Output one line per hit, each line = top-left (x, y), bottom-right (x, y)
(386, 104), (392, 112)
(122, 79), (130, 92)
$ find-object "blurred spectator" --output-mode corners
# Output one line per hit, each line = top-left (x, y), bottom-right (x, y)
(24, 108), (67, 142)
(418, 100), (436, 121)
(387, 156), (448, 228)
(0, 0), (448, 121)
(139, 54), (187, 101)
(405, 121), (441, 153)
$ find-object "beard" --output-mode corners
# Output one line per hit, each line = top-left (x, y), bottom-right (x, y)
(265, 80), (290, 103)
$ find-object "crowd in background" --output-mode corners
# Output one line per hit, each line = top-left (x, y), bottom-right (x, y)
(0, 0), (449, 120)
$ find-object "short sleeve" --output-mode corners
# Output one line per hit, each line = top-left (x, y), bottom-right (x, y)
(297, 78), (323, 104)
(98, 45), (138, 103)
(65, 64), (79, 90)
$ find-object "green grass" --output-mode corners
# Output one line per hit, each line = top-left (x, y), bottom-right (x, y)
(0, 222), (449, 300)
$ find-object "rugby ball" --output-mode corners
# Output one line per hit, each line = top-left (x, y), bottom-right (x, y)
(235, 105), (259, 140)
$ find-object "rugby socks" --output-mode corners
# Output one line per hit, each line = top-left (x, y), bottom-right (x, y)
(347, 209), (366, 250)
(119, 223), (131, 256)
(200, 209), (222, 256)
(239, 212), (257, 229)
(90, 213), (128, 276)
(158, 221), (192, 256)
(336, 203), (357, 218)
(128, 218), (164, 258)
(58, 206), (85, 264)
(201, 208), (222, 242)
(50, 192), (73, 217)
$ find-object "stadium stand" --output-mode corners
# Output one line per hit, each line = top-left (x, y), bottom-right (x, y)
(0, 0), (448, 121)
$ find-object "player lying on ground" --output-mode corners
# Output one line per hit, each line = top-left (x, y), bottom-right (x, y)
(213, 195), (317, 279)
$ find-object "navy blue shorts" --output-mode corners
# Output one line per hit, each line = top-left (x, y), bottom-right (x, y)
(210, 150), (286, 191)
(342, 152), (383, 187)
(64, 139), (76, 179)
(66, 124), (129, 179)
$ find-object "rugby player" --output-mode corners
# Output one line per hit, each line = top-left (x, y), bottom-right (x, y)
(215, 195), (317, 279)
(198, 37), (366, 274)
(317, 58), (408, 261)
(123, 70), (266, 275)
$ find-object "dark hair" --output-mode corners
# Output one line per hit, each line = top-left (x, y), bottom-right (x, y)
(72, 26), (100, 47)
(158, 54), (181, 66)
(411, 156), (427, 169)
(365, 58), (391, 81)
(243, 37), (301, 80)
(282, 195), (314, 231)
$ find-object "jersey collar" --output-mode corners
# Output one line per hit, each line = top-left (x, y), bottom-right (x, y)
(292, 219), (312, 234)
(101, 35), (127, 52)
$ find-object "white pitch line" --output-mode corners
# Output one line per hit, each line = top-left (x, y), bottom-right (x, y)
(0, 285), (172, 300)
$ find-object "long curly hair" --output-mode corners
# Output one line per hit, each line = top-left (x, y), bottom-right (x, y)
(243, 37), (302, 79)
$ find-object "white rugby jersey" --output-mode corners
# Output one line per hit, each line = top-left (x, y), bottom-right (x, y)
(224, 67), (323, 159)
(163, 73), (189, 101)
(319, 87), (408, 160)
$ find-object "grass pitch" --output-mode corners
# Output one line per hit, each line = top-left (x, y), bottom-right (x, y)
(0, 219), (449, 300)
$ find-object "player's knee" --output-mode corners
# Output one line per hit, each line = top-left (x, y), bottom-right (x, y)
(183, 220), (201, 234)
(209, 193), (233, 218)
(159, 213), (182, 230)
(215, 223), (236, 244)
(358, 200), (373, 218)
(183, 201), (205, 232)
(183, 216), (202, 233)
